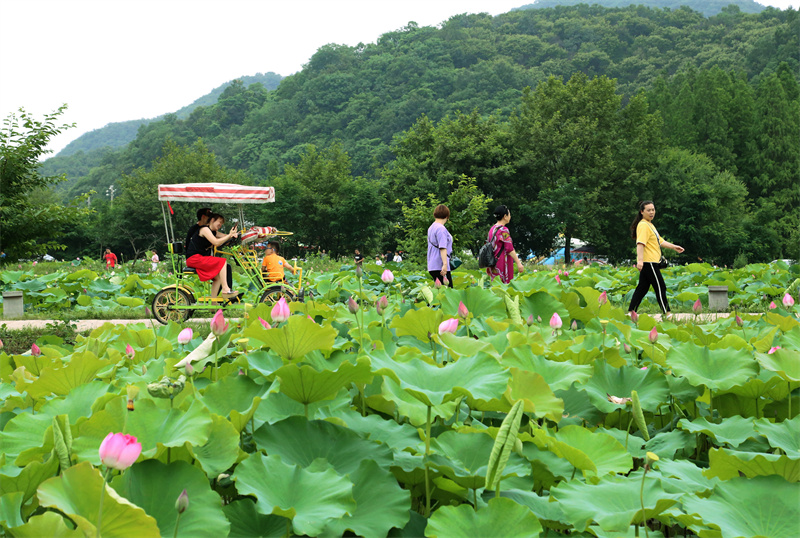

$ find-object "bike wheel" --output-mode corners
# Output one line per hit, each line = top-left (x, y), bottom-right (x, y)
(152, 288), (193, 324)
(260, 285), (297, 305)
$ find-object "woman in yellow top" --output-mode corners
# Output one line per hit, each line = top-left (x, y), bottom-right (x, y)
(261, 242), (297, 282)
(627, 201), (684, 315)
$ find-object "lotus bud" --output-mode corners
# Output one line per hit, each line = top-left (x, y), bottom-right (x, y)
(537, 316), (542, 323)
(555, 275), (561, 285)
(630, 311), (639, 323)
(270, 297), (290, 323)
(648, 326), (658, 344)
(768, 346), (781, 354)
(175, 489), (189, 514)
(434, 278), (442, 289)
(125, 344), (135, 359)
(99, 432), (142, 470)
(571, 320), (578, 331)
(598, 291), (608, 305)
(141, 364), (147, 375)
(438, 318), (459, 335)
(381, 269), (394, 284)
(31, 343), (41, 357)
(177, 328), (193, 345)
(145, 307), (151, 318)
(549, 313), (562, 330)
(348, 296), (359, 314)
(458, 301), (469, 319)
(376, 295), (388, 315)
(735, 314), (743, 327)
(210, 309), (229, 336)
(526, 314), (535, 326)
(692, 299), (702, 315)
(355, 264), (363, 278)
(783, 293), (795, 308)
(0, 338), (3, 350)
(769, 301), (777, 309)
(185, 362), (194, 376)
(623, 343), (632, 353)
(258, 317), (271, 329)
(564, 271), (569, 277)
(442, 276), (449, 286)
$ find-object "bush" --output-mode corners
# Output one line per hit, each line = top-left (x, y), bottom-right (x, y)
(733, 251), (749, 269)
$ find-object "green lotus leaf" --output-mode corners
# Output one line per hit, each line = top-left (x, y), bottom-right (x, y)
(274, 355), (372, 407)
(518, 290), (571, 324)
(477, 369), (564, 422)
(719, 368), (787, 399)
(232, 453), (356, 537)
(370, 350), (509, 407)
(552, 425), (633, 478)
(116, 296), (144, 307)
(0, 491), (25, 530)
(677, 416), (759, 448)
(429, 430), (531, 490)
(501, 346), (593, 392)
(320, 459), (411, 538)
(681, 475), (800, 538)
(260, 315), (337, 362)
(320, 407), (423, 452)
(424, 497), (542, 538)
(0, 455), (59, 503)
(438, 332), (499, 359)
(377, 375), (456, 425)
(223, 499), (287, 538)
(26, 352), (111, 399)
(13, 353), (55, 376)
(643, 430), (697, 460)
(580, 360), (670, 413)
(76, 294), (92, 306)
(556, 384), (606, 427)
(187, 413), (240, 478)
(765, 312), (800, 333)
(651, 458), (720, 495)
(389, 305), (442, 342)
(110, 460), (229, 537)
(668, 342), (759, 392)
(37, 461), (160, 537)
(550, 474), (681, 532)
(5, 510), (82, 537)
(755, 416), (800, 457)
(439, 286), (507, 320)
(755, 348), (800, 382)
(199, 375), (267, 432)
(705, 448), (800, 482)
(253, 416), (393, 473)
(499, 489), (571, 530)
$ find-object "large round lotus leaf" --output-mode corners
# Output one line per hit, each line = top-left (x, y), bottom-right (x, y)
(429, 430), (531, 490)
(110, 460), (229, 538)
(755, 416), (800, 457)
(259, 315), (337, 361)
(519, 290), (570, 324)
(389, 306), (442, 342)
(500, 489), (571, 530)
(0, 491), (25, 530)
(378, 376), (457, 425)
(36, 462), (160, 537)
(667, 342), (758, 392)
(555, 384), (606, 427)
(502, 369), (565, 422)
(0, 456), (59, 503)
(223, 499), (287, 538)
(320, 407), (423, 452)
(677, 416), (759, 448)
(682, 475), (800, 538)
(439, 286), (507, 321)
(253, 416), (393, 473)
(580, 360), (670, 413)
(232, 453), (356, 537)
(551, 425), (633, 478)
(274, 356), (372, 406)
(755, 348), (800, 382)
(650, 458), (719, 495)
(370, 350), (510, 407)
(122, 399), (213, 457)
(5, 510), (82, 537)
(501, 346), (593, 391)
(424, 497), (543, 538)
(26, 352), (111, 399)
(705, 448), (800, 482)
(199, 375), (267, 431)
(643, 430), (696, 460)
(549, 474), (682, 532)
(438, 332), (499, 360)
(186, 413), (240, 478)
(320, 459), (411, 538)
(719, 368), (787, 399)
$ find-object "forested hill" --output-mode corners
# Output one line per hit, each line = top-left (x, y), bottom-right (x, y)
(54, 72), (283, 157)
(517, 0), (771, 17)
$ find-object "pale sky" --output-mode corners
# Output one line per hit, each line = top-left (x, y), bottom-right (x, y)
(0, 0), (795, 156)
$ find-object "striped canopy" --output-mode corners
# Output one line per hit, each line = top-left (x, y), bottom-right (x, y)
(157, 183), (275, 204)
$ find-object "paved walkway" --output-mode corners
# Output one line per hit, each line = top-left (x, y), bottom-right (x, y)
(1, 313), (742, 331)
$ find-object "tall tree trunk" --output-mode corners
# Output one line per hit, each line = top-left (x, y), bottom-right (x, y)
(563, 232), (572, 267)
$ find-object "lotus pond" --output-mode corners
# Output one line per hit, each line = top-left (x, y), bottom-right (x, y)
(1, 264), (799, 537)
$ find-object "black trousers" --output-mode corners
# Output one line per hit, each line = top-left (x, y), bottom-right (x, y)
(429, 270), (453, 288)
(628, 262), (670, 313)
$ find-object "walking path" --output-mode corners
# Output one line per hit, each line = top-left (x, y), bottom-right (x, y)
(1, 313), (742, 331)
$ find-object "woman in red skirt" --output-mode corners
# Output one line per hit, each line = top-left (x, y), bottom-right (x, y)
(185, 213), (239, 299)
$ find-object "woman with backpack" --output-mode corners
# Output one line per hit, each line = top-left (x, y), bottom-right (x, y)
(487, 205), (524, 284)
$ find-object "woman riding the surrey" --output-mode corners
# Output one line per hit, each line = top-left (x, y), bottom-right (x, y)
(185, 213), (239, 299)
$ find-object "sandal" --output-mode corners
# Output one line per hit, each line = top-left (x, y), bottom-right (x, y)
(221, 290), (240, 299)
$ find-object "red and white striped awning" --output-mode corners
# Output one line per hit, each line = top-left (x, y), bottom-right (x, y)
(157, 183), (275, 204)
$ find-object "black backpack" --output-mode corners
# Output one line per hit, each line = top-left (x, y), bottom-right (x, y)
(478, 225), (499, 269)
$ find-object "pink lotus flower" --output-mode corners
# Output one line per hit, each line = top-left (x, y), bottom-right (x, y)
(438, 318), (459, 335)
(348, 296), (360, 314)
(31, 343), (41, 357)
(258, 317), (272, 330)
(649, 327), (658, 344)
(125, 344), (135, 359)
(555, 275), (561, 285)
(571, 320), (578, 331)
(210, 309), (229, 336)
(768, 346), (781, 354)
(564, 271), (569, 277)
(526, 314), (535, 326)
(376, 295), (388, 315)
(769, 301), (777, 309)
(623, 343), (632, 353)
(381, 269), (394, 284)
(271, 298), (291, 323)
(458, 301), (469, 319)
(442, 276), (449, 286)
(99, 432), (142, 470)
(735, 314), (743, 327)
(692, 299), (702, 315)
(598, 291), (608, 305)
(434, 278), (442, 289)
(0, 338), (3, 350)
(175, 489), (189, 514)
(550, 313), (562, 330)
(32, 261), (37, 266)
(178, 328), (193, 345)
(630, 311), (639, 323)
(783, 293), (795, 308)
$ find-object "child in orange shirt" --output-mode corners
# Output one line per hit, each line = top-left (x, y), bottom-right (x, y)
(261, 242), (297, 282)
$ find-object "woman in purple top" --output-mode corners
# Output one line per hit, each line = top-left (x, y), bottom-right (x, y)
(427, 204), (454, 288)
(487, 205), (524, 284)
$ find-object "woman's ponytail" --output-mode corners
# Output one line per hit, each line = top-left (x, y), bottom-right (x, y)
(630, 200), (652, 239)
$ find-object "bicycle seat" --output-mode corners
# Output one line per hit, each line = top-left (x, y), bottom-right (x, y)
(182, 267), (197, 274)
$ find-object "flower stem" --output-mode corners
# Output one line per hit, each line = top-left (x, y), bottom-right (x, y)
(424, 405), (432, 518)
(172, 513), (182, 538)
(96, 467), (113, 538)
(640, 466), (650, 538)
